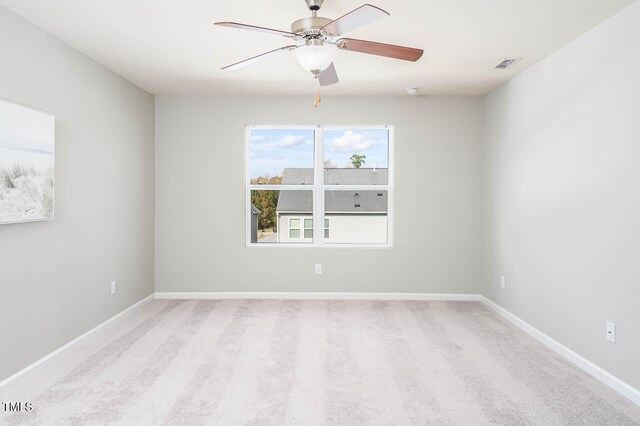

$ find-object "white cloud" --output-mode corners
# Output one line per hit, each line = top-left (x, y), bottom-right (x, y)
(328, 131), (381, 153)
(250, 135), (267, 142)
(277, 134), (306, 147)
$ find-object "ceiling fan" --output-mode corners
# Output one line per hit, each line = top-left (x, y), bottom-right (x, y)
(214, 0), (424, 87)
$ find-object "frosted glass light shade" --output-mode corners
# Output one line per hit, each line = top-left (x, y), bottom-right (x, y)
(294, 45), (335, 72)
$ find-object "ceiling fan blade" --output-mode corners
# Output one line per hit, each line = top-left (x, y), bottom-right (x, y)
(338, 38), (424, 61)
(318, 62), (339, 86)
(321, 4), (389, 36)
(222, 46), (297, 71)
(214, 22), (299, 38)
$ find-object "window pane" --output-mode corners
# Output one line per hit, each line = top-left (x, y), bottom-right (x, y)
(324, 229), (330, 239)
(324, 219), (329, 228)
(304, 229), (313, 239)
(250, 190), (312, 244)
(324, 129), (388, 185)
(304, 218), (313, 228)
(249, 129), (314, 185)
(324, 190), (388, 244)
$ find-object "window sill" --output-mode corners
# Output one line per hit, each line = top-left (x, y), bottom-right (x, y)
(245, 243), (394, 249)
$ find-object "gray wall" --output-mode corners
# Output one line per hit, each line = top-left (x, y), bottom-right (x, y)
(0, 6), (155, 382)
(483, 1), (640, 389)
(155, 96), (483, 294)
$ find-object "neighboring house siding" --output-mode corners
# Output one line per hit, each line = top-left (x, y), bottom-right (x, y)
(278, 213), (387, 244)
(325, 214), (387, 244)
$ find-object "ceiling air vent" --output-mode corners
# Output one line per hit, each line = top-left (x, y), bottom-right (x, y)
(494, 58), (521, 69)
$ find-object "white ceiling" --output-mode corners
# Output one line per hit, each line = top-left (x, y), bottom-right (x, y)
(0, 0), (634, 96)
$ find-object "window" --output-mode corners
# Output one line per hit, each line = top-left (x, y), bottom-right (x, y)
(289, 218), (301, 239)
(246, 126), (393, 247)
(304, 218), (313, 239)
(287, 217), (313, 240)
(324, 218), (330, 239)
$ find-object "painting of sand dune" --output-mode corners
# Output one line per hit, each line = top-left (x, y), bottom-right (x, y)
(0, 99), (55, 224)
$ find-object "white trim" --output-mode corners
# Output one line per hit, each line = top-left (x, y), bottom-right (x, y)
(324, 211), (388, 215)
(314, 125), (323, 244)
(245, 242), (393, 249)
(321, 124), (391, 131)
(0, 294), (154, 389)
(248, 185), (314, 191)
(275, 211), (314, 214)
(321, 185), (391, 191)
(481, 296), (640, 406)
(246, 125), (321, 130)
(155, 292), (481, 301)
(387, 125), (395, 247)
(245, 125), (252, 246)
(267, 211), (387, 215)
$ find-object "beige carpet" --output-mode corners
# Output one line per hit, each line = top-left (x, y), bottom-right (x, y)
(1, 299), (639, 425)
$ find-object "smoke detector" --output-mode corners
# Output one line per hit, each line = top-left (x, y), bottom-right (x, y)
(405, 87), (418, 95)
(494, 58), (521, 69)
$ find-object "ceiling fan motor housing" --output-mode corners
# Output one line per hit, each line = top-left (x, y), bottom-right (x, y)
(291, 16), (333, 36)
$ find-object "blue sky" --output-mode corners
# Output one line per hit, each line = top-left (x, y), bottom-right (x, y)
(249, 128), (388, 179)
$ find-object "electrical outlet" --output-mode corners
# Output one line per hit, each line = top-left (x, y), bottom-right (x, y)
(111, 280), (117, 295)
(606, 321), (616, 343)
(500, 275), (506, 288)
(315, 264), (322, 275)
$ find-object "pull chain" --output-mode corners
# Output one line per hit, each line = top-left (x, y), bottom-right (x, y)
(313, 75), (322, 108)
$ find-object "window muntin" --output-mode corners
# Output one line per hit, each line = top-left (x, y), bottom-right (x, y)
(246, 126), (393, 247)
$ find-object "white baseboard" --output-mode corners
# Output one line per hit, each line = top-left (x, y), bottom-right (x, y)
(0, 294), (155, 389)
(481, 296), (640, 406)
(154, 292), (482, 301)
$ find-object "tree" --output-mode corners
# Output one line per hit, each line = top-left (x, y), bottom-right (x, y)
(251, 189), (279, 231)
(250, 173), (283, 232)
(324, 159), (337, 168)
(350, 154), (366, 168)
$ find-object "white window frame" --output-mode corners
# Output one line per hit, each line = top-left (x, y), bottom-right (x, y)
(245, 125), (394, 248)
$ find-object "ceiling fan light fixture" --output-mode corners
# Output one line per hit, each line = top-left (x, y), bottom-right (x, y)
(293, 43), (335, 73)
(215, 1), (424, 87)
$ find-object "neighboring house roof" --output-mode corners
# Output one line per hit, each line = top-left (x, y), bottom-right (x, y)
(281, 168), (388, 185)
(276, 168), (388, 213)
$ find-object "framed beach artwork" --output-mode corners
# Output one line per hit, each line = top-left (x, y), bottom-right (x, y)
(0, 99), (55, 225)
